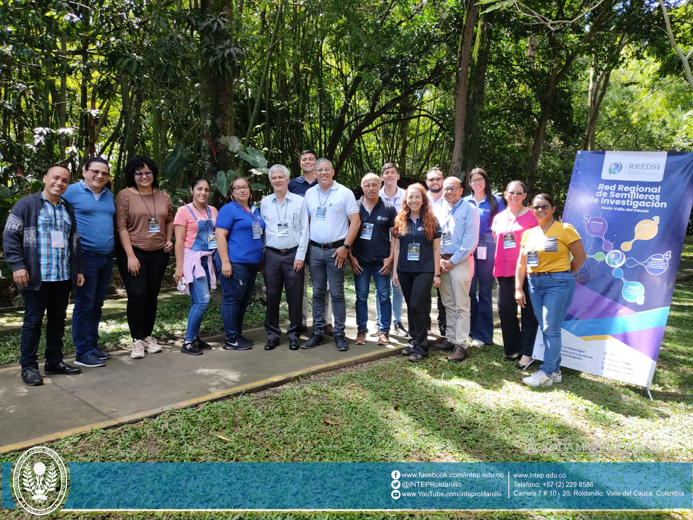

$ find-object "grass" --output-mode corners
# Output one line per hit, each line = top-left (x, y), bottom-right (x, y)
(1, 278), (690, 519)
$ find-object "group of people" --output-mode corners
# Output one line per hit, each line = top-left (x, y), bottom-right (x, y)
(3, 149), (585, 390)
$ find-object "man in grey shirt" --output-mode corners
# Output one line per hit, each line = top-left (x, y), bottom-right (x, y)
(261, 164), (310, 351)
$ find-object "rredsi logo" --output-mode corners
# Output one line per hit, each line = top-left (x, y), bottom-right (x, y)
(602, 152), (666, 182)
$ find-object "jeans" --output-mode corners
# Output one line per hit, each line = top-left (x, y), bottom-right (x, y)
(20, 280), (71, 369)
(117, 246), (170, 340)
(72, 251), (113, 356)
(469, 232), (496, 344)
(354, 261), (391, 333)
(185, 256), (212, 342)
(527, 271), (575, 376)
(375, 270), (403, 328)
(215, 257), (258, 340)
(309, 244), (346, 336)
(398, 271), (433, 356)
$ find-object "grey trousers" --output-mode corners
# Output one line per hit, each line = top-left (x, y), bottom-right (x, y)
(308, 245), (346, 336)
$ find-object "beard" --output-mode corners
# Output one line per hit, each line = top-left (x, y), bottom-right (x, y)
(429, 186), (442, 194)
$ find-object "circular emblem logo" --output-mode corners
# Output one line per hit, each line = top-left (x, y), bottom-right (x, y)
(377, 216), (382, 220)
(608, 162), (622, 175)
(12, 446), (69, 516)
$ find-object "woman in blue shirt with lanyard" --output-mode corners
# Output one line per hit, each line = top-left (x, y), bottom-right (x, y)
(214, 177), (265, 351)
(173, 177), (219, 356)
(464, 168), (504, 348)
(392, 183), (441, 362)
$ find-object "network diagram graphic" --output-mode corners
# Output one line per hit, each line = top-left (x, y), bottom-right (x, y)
(581, 214), (670, 305)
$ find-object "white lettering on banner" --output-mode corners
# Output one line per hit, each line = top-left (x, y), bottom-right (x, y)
(601, 151), (666, 182)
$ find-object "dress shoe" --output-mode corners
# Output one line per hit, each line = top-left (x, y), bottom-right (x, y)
(355, 330), (367, 345)
(430, 338), (455, 351)
(289, 339), (300, 350)
(334, 335), (349, 352)
(408, 353), (425, 362)
(44, 361), (82, 375)
(377, 332), (389, 345)
(504, 354), (521, 362)
(21, 367), (43, 386)
(324, 324), (334, 337)
(447, 345), (469, 363)
(223, 338), (252, 351)
(265, 339), (280, 351)
(301, 334), (325, 349)
(517, 362), (531, 370)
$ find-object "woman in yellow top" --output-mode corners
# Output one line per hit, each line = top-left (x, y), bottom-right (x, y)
(515, 193), (586, 387)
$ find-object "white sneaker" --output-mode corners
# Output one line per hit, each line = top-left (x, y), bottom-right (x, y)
(523, 371), (554, 387)
(551, 371), (562, 383)
(143, 336), (162, 354)
(469, 338), (484, 348)
(130, 339), (146, 359)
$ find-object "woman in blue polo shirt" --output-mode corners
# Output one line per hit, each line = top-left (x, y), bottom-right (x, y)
(464, 167), (504, 348)
(215, 177), (265, 351)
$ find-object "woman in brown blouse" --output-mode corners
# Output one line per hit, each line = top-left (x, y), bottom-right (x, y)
(116, 156), (174, 360)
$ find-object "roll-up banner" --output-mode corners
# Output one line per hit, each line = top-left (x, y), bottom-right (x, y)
(532, 151), (693, 388)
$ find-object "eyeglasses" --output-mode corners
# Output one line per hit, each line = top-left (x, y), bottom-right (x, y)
(443, 186), (460, 192)
(135, 171), (153, 177)
(315, 168), (332, 174)
(507, 191), (524, 197)
(469, 178), (484, 184)
(532, 205), (551, 212)
(232, 185), (250, 192)
(86, 168), (110, 178)
(362, 183), (380, 189)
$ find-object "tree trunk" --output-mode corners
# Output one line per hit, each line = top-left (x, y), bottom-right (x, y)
(58, 37), (68, 160)
(449, 0), (478, 179)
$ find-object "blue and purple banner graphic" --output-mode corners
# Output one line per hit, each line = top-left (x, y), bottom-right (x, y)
(533, 151), (693, 387)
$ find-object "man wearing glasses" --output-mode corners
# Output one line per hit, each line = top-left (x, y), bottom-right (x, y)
(63, 157), (116, 368)
(435, 176), (479, 362)
(426, 167), (447, 211)
(302, 159), (360, 351)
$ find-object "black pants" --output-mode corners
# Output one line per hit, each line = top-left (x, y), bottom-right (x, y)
(427, 288), (447, 334)
(399, 271), (433, 357)
(497, 276), (538, 357)
(20, 280), (71, 369)
(264, 248), (305, 341)
(117, 245), (170, 340)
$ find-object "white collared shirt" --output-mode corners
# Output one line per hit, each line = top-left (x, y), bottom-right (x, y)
(379, 185), (406, 211)
(260, 192), (310, 261)
(304, 181), (359, 244)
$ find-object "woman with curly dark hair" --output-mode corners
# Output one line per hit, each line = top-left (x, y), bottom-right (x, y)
(116, 156), (174, 359)
(392, 183), (441, 362)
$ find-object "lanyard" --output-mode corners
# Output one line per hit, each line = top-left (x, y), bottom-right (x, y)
(318, 188), (332, 207)
(137, 189), (157, 218)
(445, 201), (462, 232)
(411, 217), (419, 244)
(275, 197), (289, 222)
(42, 199), (64, 231)
(239, 202), (259, 223)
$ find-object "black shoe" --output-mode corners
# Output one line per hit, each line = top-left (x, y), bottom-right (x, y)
(301, 334), (325, 349)
(401, 346), (414, 356)
(265, 339), (280, 351)
(504, 354), (521, 362)
(181, 340), (203, 356)
(44, 361), (82, 375)
(223, 338), (253, 351)
(334, 335), (349, 352)
(289, 339), (300, 350)
(394, 322), (408, 335)
(195, 337), (212, 350)
(237, 335), (255, 347)
(517, 362), (531, 370)
(21, 367), (43, 386)
(430, 338), (455, 351)
(324, 324), (334, 337)
(408, 353), (425, 362)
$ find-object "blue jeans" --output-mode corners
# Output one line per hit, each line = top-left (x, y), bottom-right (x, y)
(185, 257), (212, 342)
(72, 251), (113, 356)
(376, 270), (403, 327)
(215, 257), (258, 340)
(308, 245), (346, 336)
(527, 271), (575, 376)
(469, 232), (496, 344)
(354, 261), (391, 333)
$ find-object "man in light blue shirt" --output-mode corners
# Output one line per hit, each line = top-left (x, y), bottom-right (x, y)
(63, 157), (115, 368)
(435, 176), (479, 362)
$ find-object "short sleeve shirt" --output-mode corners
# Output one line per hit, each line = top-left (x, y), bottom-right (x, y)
(216, 202), (265, 264)
(115, 189), (174, 251)
(173, 204), (219, 249)
(352, 198), (396, 264)
(304, 182), (359, 244)
(396, 218), (441, 273)
(521, 221), (581, 273)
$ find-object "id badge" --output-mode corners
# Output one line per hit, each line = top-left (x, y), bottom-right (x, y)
(148, 217), (160, 233)
(441, 231), (452, 245)
(407, 243), (420, 262)
(503, 233), (516, 249)
(360, 223), (374, 240)
(50, 230), (65, 248)
(207, 233), (217, 250)
(477, 246), (487, 260)
(527, 250), (539, 267)
(278, 221), (289, 237)
(252, 222), (262, 239)
(316, 206), (327, 221)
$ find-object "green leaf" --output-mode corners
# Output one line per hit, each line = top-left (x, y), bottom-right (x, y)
(238, 147), (267, 169)
(219, 135), (243, 153)
(0, 186), (12, 200)
(250, 182), (265, 190)
(216, 170), (229, 196)
(163, 143), (192, 181)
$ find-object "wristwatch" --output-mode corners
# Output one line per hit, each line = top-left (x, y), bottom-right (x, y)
(343, 243), (351, 250)
(434, 274), (441, 278)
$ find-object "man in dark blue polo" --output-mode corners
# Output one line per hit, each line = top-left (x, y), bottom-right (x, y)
(349, 173), (396, 346)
